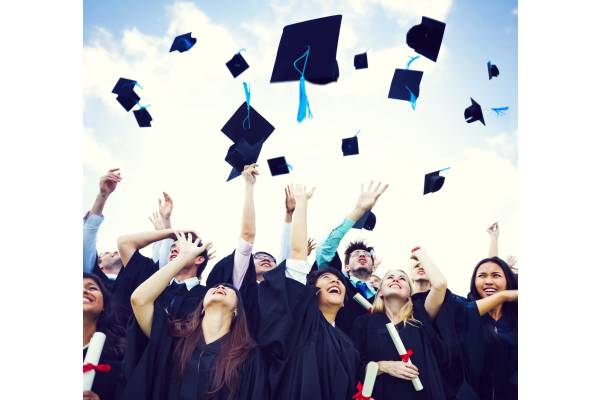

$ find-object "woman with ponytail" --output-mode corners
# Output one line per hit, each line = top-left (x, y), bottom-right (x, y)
(351, 248), (448, 400)
(119, 232), (267, 400)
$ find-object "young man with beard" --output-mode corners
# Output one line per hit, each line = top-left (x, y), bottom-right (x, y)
(314, 181), (389, 335)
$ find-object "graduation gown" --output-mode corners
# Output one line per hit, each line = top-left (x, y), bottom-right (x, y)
(258, 261), (360, 400)
(84, 341), (122, 400)
(205, 250), (260, 339)
(118, 305), (268, 400)
(351, 302), (447, 400)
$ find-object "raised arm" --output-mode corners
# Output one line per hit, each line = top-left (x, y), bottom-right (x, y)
(279, 185), (295, 261)
(412, 247), (447, 319)
(117, 229), (180, 267)
(149, 212), (164, 263)
(83, 168), (122, 273)
(130, 232), (212, 337)
(487, 222), (499, 257)
(240, 164), (258, 244)
(315, 181), (388, 268)
(157, 192), (175, 267)
(290, 185), (315, 261)
(475, 289), (518, 316)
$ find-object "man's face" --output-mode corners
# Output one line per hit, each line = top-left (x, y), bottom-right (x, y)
(254, 252), (277, 276)
(98, 251), (123, 274)
(409, 259), (428, 281)
(345, 249), (374, 276)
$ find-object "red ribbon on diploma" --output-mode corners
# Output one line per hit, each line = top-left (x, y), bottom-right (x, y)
(352, 382), (372, 400)
(83, 363), (112, 373)
(400, 348), (414, 362)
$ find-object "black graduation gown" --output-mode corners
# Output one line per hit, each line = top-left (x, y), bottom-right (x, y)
(205, 250), (260, 339)
(351, 303), (447, 400)
(118, 305), (268, 400)
(258, 261), (360, 400)
(84, 342), (122, 400)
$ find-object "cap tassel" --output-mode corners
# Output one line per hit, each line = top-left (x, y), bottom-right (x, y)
(405, 86), (417, 110)
(136, 101), (150, 110)
(242, 82), (251, 129)
(406, 55), (420, 70)
(491, 106), (509, 116)
(293, 46), (313, 123)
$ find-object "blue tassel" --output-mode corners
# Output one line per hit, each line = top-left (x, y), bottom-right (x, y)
(136, 101), (150, 109)
(405, 86), (417, 110)
(439, 167), (451, 172)
(406, 55), (420, 70)
(491, 106), (509, 116)
(287, 163), (294, 172)
(134, 82), (143, 90)
(243, 82), (251, 129)
(293, 46), (313, 123)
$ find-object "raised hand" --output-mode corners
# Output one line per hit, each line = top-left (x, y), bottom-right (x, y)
(173, 231), (213, 262)
(148, 211), (164, 230)
(487, 222), (499, 238)
(99, 168), (121, 196)
(307, 238), (317, 256)
(291, 184), (316, 200)
(507, 255), (517, 268)
(356, 181), (389, 211)
(242, 164), (259, 185)
(285, 185), (296, 214)
(158, 192), (174, 222)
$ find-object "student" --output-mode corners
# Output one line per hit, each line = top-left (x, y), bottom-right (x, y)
(259, 184), (360, 400)
(83, 273), (125, 400)
(351, 248), (448, 400)
(120, 233), (267, 399)
(314, 181), (388, 335)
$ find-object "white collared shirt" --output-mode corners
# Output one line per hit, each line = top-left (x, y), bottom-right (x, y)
(169, 276), (200, 291)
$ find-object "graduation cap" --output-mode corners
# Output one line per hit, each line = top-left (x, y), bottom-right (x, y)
(221, 103), (275, 145)
(112, 78), (141, 112)
(341, 135), (359, 156)
(226, 50), (249, 78)
(270, 15), (342, 84)
(406, 16), (446, 62)
(423, 168), (449, 195)
(224, 140), (264, 181)
(133, 107), (152, 127)
(267, 156), (291, 176)
(487, 61), (499, 80)
(353, 210), (376, 230)
(388, 69), (423, 109)
(170, 32), (196, 53)
(354, 52), (368, 69)
(464, 98), (486, 125)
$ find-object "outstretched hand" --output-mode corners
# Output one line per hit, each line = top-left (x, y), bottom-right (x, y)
(307, 238), (317, 256)
(242, 164), (259, 185)
(356, 181), (389, 211)
(148, 212), (164, 230)
(487, 222), (499, 238)
(285, 185), (296, 213)
(158, 192), (173, 221)
(99, 168), (121, 196)
(291, 184), (315, 200)
(173, 231), (213, 262)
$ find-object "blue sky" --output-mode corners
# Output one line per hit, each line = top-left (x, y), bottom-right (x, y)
(83, 0), (518, 294)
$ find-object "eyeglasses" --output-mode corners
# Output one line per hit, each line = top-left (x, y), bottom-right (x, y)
(254, 254), (276, 263)
(350, 250), (372, 258)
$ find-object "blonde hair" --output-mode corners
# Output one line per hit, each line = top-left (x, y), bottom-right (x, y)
(372, 269), (421, 327)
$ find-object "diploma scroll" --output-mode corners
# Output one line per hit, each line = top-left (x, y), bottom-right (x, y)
(385, 323), (423, 391)
(362, 361), (379, 397)
(353, 293), (373, 313)
(83, 332), (107, 391)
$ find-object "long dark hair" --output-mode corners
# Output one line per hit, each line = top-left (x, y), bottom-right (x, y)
(468, 257), (518, 323)
(83, 273), (126, 359)
(169, 283), (255, 399)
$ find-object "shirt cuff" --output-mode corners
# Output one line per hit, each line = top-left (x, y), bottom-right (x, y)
(83, 212), (104, 227)
(237, 237), (253, 256)
(285, 258), (312, 285)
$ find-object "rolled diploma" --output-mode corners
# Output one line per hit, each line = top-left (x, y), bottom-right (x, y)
(385, 322), (423, 391)
(362, 361), (379, 397)
(83, 332), (107, 391)
(353, 293), (373, 312)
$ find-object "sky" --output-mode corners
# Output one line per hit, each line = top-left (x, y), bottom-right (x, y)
(83, 0), (518, 295)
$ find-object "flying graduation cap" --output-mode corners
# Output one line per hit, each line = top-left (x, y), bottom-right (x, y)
(464, 98), (486, 125)
(354, 52), (368, 69)
(487, 61), (500, 80)
(112, 78), (141, 112)
(406, 16), (446, 62)
(341, 136), (359, 156)
(388, 69), (423, 109)
(353, 210), (376, 230)
(423, 168), (449, 195)
(225, 140), (264, 181)
(169, 32), (196, 53)
(226, 50), (249, 78)
(267, 156), (291, 176)
(133, 107), (152, 127)
(221, 103), (275, 145)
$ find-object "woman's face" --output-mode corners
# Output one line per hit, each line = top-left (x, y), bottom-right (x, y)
(315, 272), (346, 308)
(203, 285), (238, 313)
(379, 270), (411, 301)
(475, 262), (507, 298)
(83, 277), (104, 317)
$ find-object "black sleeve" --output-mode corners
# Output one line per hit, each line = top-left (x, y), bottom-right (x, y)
(350, 314), (370, 379)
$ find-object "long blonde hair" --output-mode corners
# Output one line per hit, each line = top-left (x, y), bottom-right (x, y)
(372, 269), (421, 327)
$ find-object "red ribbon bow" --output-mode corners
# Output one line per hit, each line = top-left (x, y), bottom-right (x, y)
(352, 381), (373, 400)
(83, 363), (112, 373)
(401, 348), (414, 362)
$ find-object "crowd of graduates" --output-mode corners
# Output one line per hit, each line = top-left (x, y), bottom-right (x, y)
(83, 165), (518, 400)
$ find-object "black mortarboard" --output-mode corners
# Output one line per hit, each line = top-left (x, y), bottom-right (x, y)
(226, 51), (249, 78)
(170, 32), (196, 53)
(487, 61), (499, 80)
(354, 52), (368, 69)
(133, 108), (152, 127)
(353, 210), (376, 230)
(388, 69), (423, 102)
(406, 16), (446, 62)
(221, 103), (275, 145)
(267, 156), (291, 176)
(270, 15), (342, 84)
(341, 136), (359, 156)
(423, 169), (448, 195)
(464, 97), (486, 125)
(225, 140), (263, 181)
(112, 78), (140, 112)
